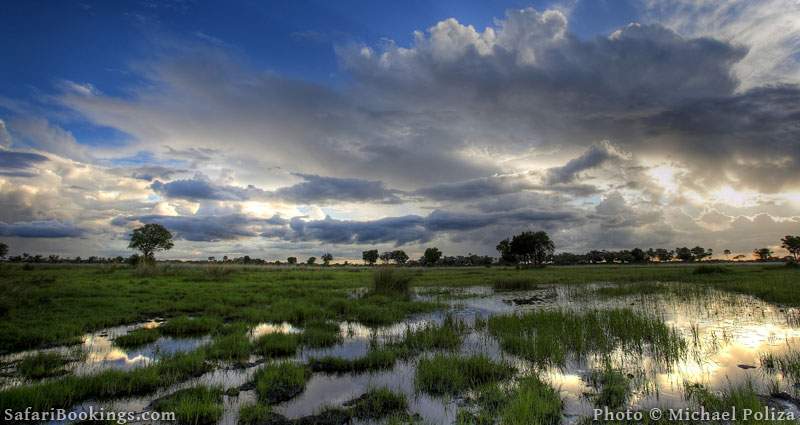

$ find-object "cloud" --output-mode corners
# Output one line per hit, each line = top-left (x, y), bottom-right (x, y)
(151, 178), (253, 202)
(290, 214), (428, 245)
(274, 173), (404, 204)
(113, 213), (288, 242)
(0, 220), (85, 238)
(0, 149), (48, 177)
(545, 142), (623, 184)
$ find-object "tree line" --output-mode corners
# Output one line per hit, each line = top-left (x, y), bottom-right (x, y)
(1, 225), (798, 266)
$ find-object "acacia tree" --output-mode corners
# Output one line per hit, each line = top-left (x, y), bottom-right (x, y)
(321, 253), (333, 266)
(781, 236), (800, 261)
(423, 247), (442, 266)
(306, 257), (316, 265)
(362, 249), (379, 265)
(495, 239), (516, 264)
(379, 251), (392, 264)
(753, 248), (773, 261)
(509, 231), (555, 266)
(391, 250), (409, 265)
(723, 249), (731, 260)
(287, 256), (297, 265)
(128, 224), (174, 264)
(0, 242), (7, 259)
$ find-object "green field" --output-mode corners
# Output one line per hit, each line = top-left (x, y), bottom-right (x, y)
(1, 262), (799, 424)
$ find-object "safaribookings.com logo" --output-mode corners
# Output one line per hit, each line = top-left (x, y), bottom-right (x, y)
(595, 406), (797, 422)
(4, 407), (176, 424)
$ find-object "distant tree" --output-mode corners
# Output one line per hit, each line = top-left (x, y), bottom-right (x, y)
(362, 249), (379, 265)
(690, 246), (712, 261)
(781, 236), (800, 261)
(733, 254), (747, 261)
(287, 256), (297, 265)
(423, 247), (442, 266)
(753, 248), (773, 261)
(321, 253), (333, 266)
(208, 256), (216, 262)
(495, 239), (516, 264)
(0, 242), (7, 258)
(391, 250), (409, 265)
(630, 248), (647, 263)
(653, 248), (673, 262)
(509, 231), (555, 266)
(306, 257), (317, 265)
(379, 251), (393, 264)
(675, 247), (693, 262)
(723, 249), (731, 260)
(128, 223), (174, 263)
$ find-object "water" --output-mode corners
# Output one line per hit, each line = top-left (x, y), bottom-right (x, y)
(6, 284), (800, 424)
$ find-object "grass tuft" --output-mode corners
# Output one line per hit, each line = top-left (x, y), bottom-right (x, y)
(151, 386), (223, 425)
(160, 316), (222, 337)
(113, 327), (161, 349)
(693, 265), (731, 275)
(253, 361), (310, 404)
(370, 268), (413, 296)
(493, 276), (538, 291)
(309, 348), (398, 374)
(17, 352), (71, 380)
(415, 354), (515, 396)
(253, 333), (300, 358)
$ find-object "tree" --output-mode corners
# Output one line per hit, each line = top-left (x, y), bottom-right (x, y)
(306, 257), (316, 265)
(781, 236), (800, 261)
(630, 248), (647, 263)
(287, 256), (297, 265)
(690, 246), (711, 261)
(362, 249), (379, 265)
(391, 250), (409, 265)
(128, 224), (174, 263)
(0, 242), (7, 258)
(321, 253), (333, 266)
(723, 249), (731, 260)
(423, 247), (442, 266)
(675, 247), (693, 262)
(508, 231), (555, 266)
(653, 248), (673, 262)
(496, 239), (516, 264)
(753, 248), (772, 261)
(379, 251), (393, 264)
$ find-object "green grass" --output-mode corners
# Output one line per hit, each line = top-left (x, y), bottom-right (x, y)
(500, 375), (562, 425)
(415, 354), (515, 396)
(205, 331), (252, 364)
(253, 361), (310, 404)
(589, 366), (631, 409)
(113, 327), (161, 349)
(253, 333), (301, 358)
(370, 268), (413, 296)
(16, 352), (71, 380)
(760, 348), (800, 383)
(493, 276), (538, 291)
(685, 381), (771, 424)
(299, 321), (342, 348)
(488, 308), (686, 367)
(387, 315), (467, 357)
(159, 316), (223, 337)
(308, 348), (398, 374)
(151, 386), (223, 425)
(0, 349), (210, 412)
(238, 404), (279, 425)
(1, 264), (796, 354)
(347, 387), (408, 419)
(693, 265), (731, 274)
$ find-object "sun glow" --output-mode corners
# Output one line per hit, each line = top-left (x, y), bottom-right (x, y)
(648, 165), (679, 194)
(711, 186), (759, 207)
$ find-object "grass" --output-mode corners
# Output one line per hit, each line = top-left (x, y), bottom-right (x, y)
(347, 387), (408, 419)
(370, 268), (413, 296)
(0, 349), (210, 412)
(488, 308), (686, 367)
(151, 386), (223, 425)
(299, 321), (342, 348)
(253, 333), (301, 358)
(759, 347), (800, 383)
(693, 265), (731, 274)
(500, 375), (562, 425)
(415, 354), (515, 396)
(387, 315), (467, 357)
(205, 331), (252, 364)
(238, 404), (279, 425)
(589, 366), (631, 409)
(685, 381), (772, 424)
(159, 316), (222, 337)
(309, 348), (398, 374)
(16, 352), (71, 380)
(493, 276), (538, 291)
(113, 327), (161, 349)
(253, 361), (310, 404)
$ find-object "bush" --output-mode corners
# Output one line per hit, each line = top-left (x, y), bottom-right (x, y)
(693, 265), (730, 274)
(370, 268), (413, 296)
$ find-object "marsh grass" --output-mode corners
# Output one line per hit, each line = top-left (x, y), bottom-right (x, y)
(309, 348), (398, 374)
(493, 276), (538, 291)
(347, 387), (408, 419)
(500, 375), (562, 425)
(685, 381), (771, 424)
(415, 354), (515, 396)
(589, 366), (631, 409)
(238, 404), (278, 425)
(0, 349), (210, 411)
(113, 327), (161, 349)
(205, 331), (252, 364)
(160, 316), (223, 337)
(299, 321), (342, 348)
(16, 352), (71, 380)
(590, 282), (707, 298)
(387, 315), (467, 357)
(151, 386), (223, 425)
(253, 361), (310, 404)
(370, 268), (413, 296)
(488, 308), (685, 367)
(693, 265), (731, 275)
(253, 333), (300, 358)
(759, 348), (800, 383)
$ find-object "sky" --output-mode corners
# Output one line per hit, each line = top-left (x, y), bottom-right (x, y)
(0, 0), (799, 261)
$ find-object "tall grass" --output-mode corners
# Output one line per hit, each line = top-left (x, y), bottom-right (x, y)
(309, 348), (398, 374)
(159, 316), (222, 337)
(253, 361), (310, 404)
(370, 268), (413, 296)
(589, 366), (630, 409)
(488, 309), (685, 367)
(151, 386), (223, 425)
(387, 315), (467, 357)
(16, 352), (71, 380)
(500, 375), (562, 425)
(493, 276), (538, 291)
(113, 327), (161, 349)
(415, 354), (515, 396)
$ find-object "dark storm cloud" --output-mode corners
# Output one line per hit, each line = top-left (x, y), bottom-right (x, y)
(0, 149), (48, 174)
(0, 220), (84, 238)
(127, 166), (183, 181)
(290, 215), (428, 245)
(151, 178), (253, 201)
(545, 143), (620, 184)
(414, 174), (540, 201)
(113, 213), (288, 242)
(274, 173), (404, 204)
